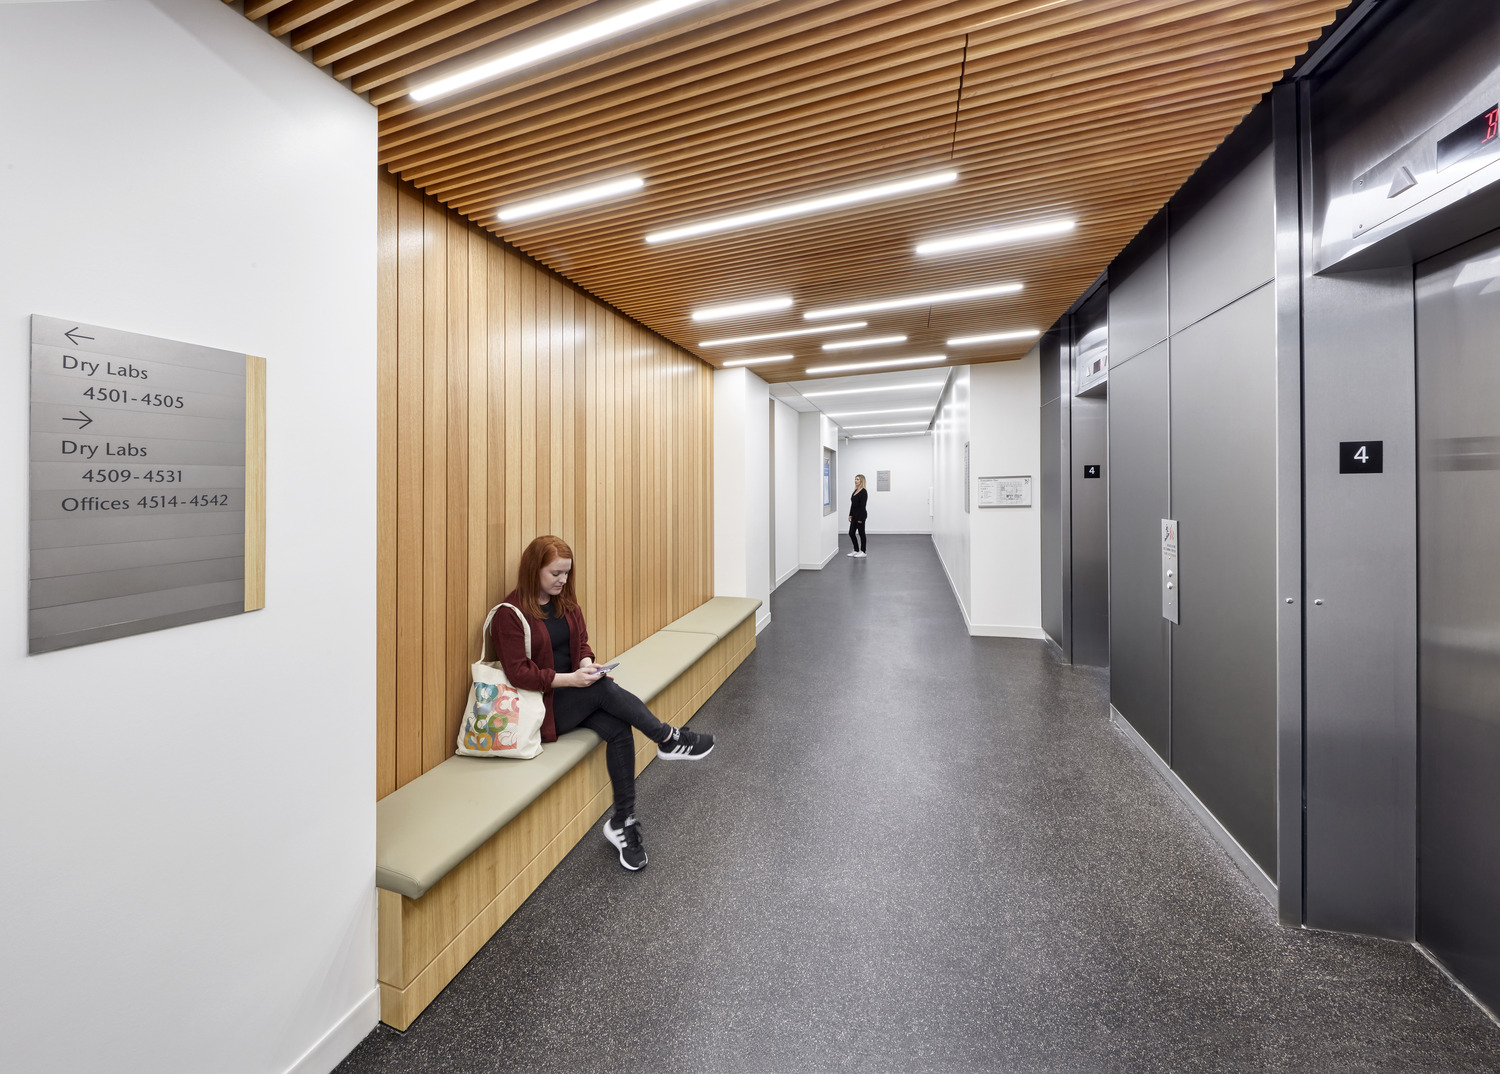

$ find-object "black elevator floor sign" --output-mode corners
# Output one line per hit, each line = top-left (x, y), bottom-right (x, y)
(1340, 441), (1384, 473)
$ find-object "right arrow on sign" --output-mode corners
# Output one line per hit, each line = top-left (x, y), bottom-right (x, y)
(61, 411), (94, 430)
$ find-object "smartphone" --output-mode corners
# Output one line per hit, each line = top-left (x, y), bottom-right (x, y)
(587, 661), (620, 674)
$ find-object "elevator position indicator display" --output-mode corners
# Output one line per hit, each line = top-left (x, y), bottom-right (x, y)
(1339, 440), (1384, 474)
(1437, 104), (1500, 172)
(29, 315), (265, 653)
(1162, 519), (1179, 624)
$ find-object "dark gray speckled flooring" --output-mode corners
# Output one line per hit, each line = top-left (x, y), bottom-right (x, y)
(338, 535), (1500, 1074)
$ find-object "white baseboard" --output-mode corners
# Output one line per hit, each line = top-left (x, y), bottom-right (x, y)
(1109, 705), (1276, 908)
(798, 547), (839, 571)
(866, 529), (932, 535)
(284, 987), (379, 1074)
(773, 564), (799, 589)
(755, 608), (771, 633)
(967, 623), (1048, 639)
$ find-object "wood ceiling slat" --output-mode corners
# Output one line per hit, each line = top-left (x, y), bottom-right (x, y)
(268, 0), (350, 36)
(428, 16), (1310, 208)
(315, 0), (565, 71)
(362, 0), (792, 102)
(233, 0), (1345, 379)
(244, 0), (298, 20)
(290, 0), (418, 52)
(437, 51), (1279, 221)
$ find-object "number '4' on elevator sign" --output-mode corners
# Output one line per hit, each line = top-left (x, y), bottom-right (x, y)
(1340, 440), (1384, 473)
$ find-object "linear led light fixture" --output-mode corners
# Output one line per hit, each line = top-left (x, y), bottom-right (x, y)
(410, 0), (715, 102)
(804, 283), (1022, 320)
(946, 328), (1041, 346)
(498, 176), (645, 222)
(690, 296), (793, 323)
(841, 420), (929, 430)
(851, 431), (929, 439)
(915, 219), (1076, 257)
(822, 335), (907, 351)
(825, 406), (933, 418)
(699, 322), (864, 347)
(721, 354), (792, 368)
(799, 380), (946, 399)
(645, 170), (958, 245)
(804, 355), (946, 375)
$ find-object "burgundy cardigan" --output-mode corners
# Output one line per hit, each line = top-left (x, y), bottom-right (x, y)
(491, 589), (594, 743)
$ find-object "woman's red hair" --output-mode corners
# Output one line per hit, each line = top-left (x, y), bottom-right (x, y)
(515, 535), (578, 618)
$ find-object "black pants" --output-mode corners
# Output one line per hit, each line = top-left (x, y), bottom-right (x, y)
(848, 519), (866, 552)
(553, 678), (670, 823)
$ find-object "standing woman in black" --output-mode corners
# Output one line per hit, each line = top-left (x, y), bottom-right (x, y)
(847, 473), (869, 558)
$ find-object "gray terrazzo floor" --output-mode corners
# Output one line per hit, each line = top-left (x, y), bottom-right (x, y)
(337, 535), (1500, 1074)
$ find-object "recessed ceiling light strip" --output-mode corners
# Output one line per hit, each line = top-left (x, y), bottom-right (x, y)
(721, 355), (793, 368)
(800, 381), (946, 399)
(825, 406), (933, 418)
(821, 335), (907, 351)
(850, 431), (930, 439)
(915, 219), (1076, 257)
(498, 176), (645, 222)
(841, 421), (929, 430)
(699, 322), (865, 347)
(804, 284), (1022, 320)
(690, 296), (793, 323)
(645, 170), (958, 244)
(804, 355), (947, 375)
(946, 329), (1041, 346)
(410, 0), (716, 102)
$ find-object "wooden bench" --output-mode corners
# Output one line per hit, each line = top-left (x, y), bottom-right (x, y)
(375, 596), (761, 1029)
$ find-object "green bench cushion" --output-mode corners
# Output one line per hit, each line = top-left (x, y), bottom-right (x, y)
(376, 728), (601, 899)
(661, 596), (762, 639)
(608, 629), (717, 702)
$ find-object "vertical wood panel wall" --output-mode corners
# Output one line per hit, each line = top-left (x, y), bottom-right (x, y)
(377, 171), (715, 799)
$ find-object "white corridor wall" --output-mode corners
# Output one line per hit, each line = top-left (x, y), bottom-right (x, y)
(772, 399), (800, 587)
(932, 358), (1043, 637)
(838, 433), (934, 534)
(714, 368), (772, 630)
(0, 3), (378, 1072)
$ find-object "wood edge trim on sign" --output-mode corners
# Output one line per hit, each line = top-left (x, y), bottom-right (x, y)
(245, 355), (267, 612)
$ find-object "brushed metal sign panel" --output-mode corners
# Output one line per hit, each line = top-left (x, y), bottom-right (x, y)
(29, 315), (250, 652)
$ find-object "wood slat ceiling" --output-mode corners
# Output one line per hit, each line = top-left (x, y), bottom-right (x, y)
(235, 0), (1346, 381)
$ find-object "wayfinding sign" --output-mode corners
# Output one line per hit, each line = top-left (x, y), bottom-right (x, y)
(29, 316), (264, 653)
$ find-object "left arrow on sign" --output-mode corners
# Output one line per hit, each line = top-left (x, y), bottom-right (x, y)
(63, 327), (96, 346)
(61, 411), (94, 429)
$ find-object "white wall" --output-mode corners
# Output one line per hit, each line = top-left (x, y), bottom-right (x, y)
(838, 433), (934, 534)
(931, 359), (1044, 637)
(0, 4), (378, 1073)
(932, 368), (973, 617)
(772, 399), (800, 588)
(797, 411), (840, 568)
(713, 368), (771, 630)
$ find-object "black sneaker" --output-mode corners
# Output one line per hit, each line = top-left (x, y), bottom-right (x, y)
(657, 726), (714, 760)
(603, 816), (647, 871)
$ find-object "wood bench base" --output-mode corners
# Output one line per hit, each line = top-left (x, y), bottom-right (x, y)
(378, 618), (755, 1030)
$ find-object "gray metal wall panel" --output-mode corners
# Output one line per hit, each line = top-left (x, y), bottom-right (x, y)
(1417, 228), (1500, 1010)
(1169, 142), (1275, 335)
(1107, 343), (1171, 754)
(1070, 393), (1109, 666)
(1040, 396), (1064, 648)
(1109, 213), (1169, 366)
(1301, 265), (1417, 939)
(1170, 283), (1279, 877)
(1040, 328), (1064, 406)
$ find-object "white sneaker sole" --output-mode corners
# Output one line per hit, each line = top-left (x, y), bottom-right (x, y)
(657, 742), (714, 761)
(602, 820), (645, 870)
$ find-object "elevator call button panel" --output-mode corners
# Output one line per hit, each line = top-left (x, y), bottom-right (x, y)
(1162, 519), (1179, 624)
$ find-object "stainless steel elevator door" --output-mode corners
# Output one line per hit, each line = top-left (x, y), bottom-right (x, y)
(1416, 227), (1500, 1011)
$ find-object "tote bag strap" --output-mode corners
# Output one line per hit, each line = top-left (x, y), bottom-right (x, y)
(475, 603), (533, 664)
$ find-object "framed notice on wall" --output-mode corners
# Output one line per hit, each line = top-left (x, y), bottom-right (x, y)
(978, 475), (1033, 508)
(29, 315), (266, 653)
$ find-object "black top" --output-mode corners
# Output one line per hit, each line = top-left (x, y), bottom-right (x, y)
(850, 487), (868, 522)
(540, 602), (572, 673)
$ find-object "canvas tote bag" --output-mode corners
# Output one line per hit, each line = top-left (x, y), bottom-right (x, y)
(455, 603), (546, 759)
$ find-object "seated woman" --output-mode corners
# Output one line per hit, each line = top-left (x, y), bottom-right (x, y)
(493, 534), (714, 872)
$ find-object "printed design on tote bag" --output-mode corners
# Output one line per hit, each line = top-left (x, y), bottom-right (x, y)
(464, 682), (524, 752)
